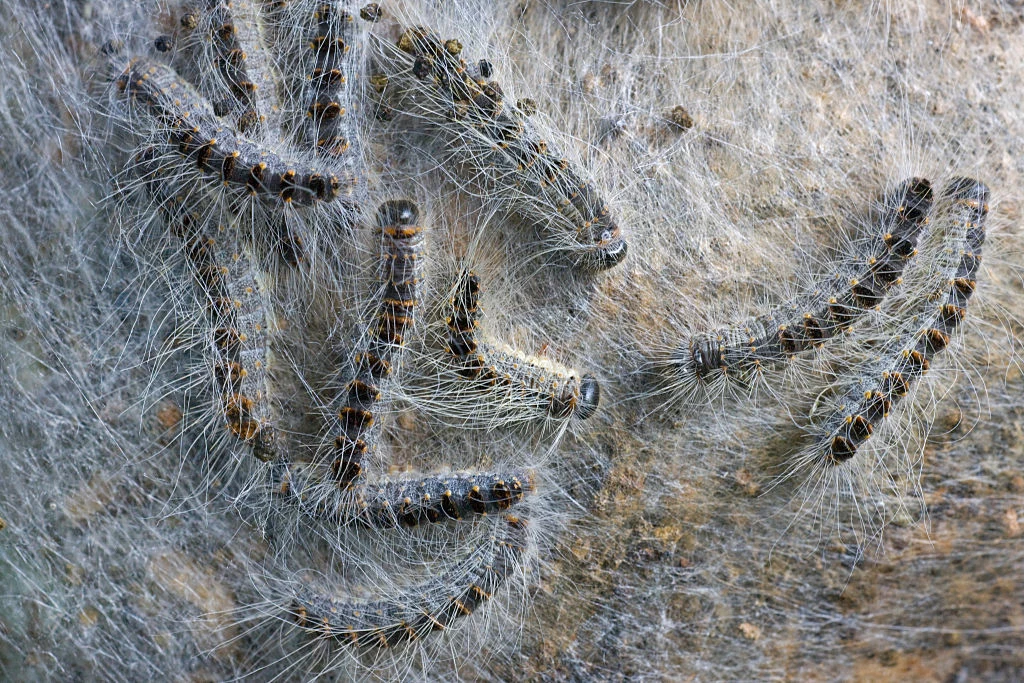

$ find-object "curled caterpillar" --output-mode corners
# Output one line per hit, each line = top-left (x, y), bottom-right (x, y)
(669, 177), (934, 400)
(446, 271), (600, 422)
(814, 177), (989, 463)
(116, 57), (341, 205)
(378, 26), (626, 271)
(288, 514), (528, 648)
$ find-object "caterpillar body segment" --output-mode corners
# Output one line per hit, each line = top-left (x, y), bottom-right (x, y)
(253, 0), (373, 211)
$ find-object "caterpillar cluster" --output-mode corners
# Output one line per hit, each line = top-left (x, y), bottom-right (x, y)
(271, 201), (535, 530)
(99, 1), (617, 673)
(4, 0), (1019, 680)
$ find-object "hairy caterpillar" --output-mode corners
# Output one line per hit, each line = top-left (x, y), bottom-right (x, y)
(666, 177), (934, 401)
(295, 0), (361, 156)
(288, 514), (528, 648)
(444, 271), (600, 423)
(116, 57), (341, 205)
(812, 177), (989, 464)
(176, 0), (282, 134)
(376, 26), (626, 271)
(328, 198), (423, 487)
(132, 146), (280, 459)
(279, 467), (534, 528)
(183, 211), (280, 459)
